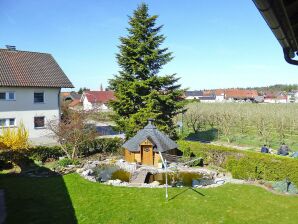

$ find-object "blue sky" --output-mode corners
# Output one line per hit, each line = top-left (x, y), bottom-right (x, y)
(0, 0), (297, 91)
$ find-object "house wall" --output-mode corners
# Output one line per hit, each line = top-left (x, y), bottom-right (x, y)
(264, 98), (288, 104)
(185, 96), (199, 100)
(82, 96), (110, 111)
(82, 96), (93, 110)
(215, 94), (225, 102)
(0, 87), (60, 142)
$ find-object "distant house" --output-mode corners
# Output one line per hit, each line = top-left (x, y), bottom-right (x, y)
(224, 89), (258, 101)
(0, 47), (73, 144)
(81, 90), (115, 111)
(203, 90), (225, 102)
(264, 92), (288, 104)
(61, 91), (82, 109)
(185, 91), (220, 102)
(185, 91), (204, 100)
(288, 91), (298, 103)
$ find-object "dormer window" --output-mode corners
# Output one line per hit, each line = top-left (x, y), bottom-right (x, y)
(34, 92), (44, 103)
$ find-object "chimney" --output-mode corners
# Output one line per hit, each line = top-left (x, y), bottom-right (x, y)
(148, 118), (155, 125)
(6, 45), (16, 51)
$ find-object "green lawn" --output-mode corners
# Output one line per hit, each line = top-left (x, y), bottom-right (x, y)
(1, 174), (298, 224)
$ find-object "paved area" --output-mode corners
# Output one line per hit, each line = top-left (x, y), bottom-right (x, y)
(0, 190), (6, 224)
(130, 170), (148, 184)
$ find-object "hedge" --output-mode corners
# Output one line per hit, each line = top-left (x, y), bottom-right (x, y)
(1, 138), (124, 163)
(178, 140), (298, 186)
(80, 137), (124, 156)
(27, 146), (64, 162)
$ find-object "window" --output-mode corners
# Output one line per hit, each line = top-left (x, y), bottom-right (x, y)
(34, 92), (44, 103)
(0, 118), (16, 127)
(0, 119), (5, 127)
(9, 118), (15, 126)
(0, 92), (15, 100)
(34, 116), (45, 128)
(7, 92), (15, 100)
(0, 92), (5, 100)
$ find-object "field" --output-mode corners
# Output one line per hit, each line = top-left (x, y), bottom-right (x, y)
(180, 102), (298, 150)
(1, 173), (298, 224)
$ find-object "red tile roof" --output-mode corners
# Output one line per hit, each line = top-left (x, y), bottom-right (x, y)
(0, 49), (73, 88)
(84, 91), (115, 104)
(204, 89), (258, 99)
(225, 89), (258, 98)
(68, 99), (82, 107)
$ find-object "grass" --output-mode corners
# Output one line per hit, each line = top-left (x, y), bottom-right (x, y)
(181, 102), (298, 151)
(1, 173), (298, 224)
(183, 128), (298, 151)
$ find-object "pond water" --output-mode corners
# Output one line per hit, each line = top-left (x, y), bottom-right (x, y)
(93, 165), (214, 187)
(145, 172), (213, 187)
(93, 165), (131, 182)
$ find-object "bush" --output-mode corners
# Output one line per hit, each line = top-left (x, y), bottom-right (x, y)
(27, 146), (64, 162)
(178, 140), (298, 186)
(80, 138), (124, 156)
(57, 158), (79, 167)
(0, 122), (29, 151)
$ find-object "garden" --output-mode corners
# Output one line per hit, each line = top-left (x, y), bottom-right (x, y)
(1, 3), (298, 224)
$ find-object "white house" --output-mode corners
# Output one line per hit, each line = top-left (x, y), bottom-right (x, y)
(288, 91), (298, 103)
(81, 90), (115, 111)
(0, 47), (73, 145)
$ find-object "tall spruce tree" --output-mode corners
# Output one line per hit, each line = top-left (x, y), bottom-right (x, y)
(109, 3), (184, 139)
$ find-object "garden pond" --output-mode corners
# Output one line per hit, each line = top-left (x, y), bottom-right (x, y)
(93, 164), (214, 187)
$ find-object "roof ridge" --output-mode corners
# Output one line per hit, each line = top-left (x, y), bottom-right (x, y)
(0, 48), (52, 55)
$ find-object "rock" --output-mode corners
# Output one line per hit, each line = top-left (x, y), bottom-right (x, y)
(114, 179), (122, 184)
(76, 168), (85, 173)
(106, 179), (122, 186)
(82, 169), (93, 176)
(215, 179), (225, 185)
(67, 165), (76, 169)
(151, 181), (160, 187)
(85, 176), (96, 182)
(83, 163), (97, 170)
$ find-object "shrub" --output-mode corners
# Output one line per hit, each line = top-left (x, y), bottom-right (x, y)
(27, 146), (64, 162)
(0, 122), (29, 151)
(57, 158), (79, 167)
(80, 138), (124, 156)
(178, 140), (298, 186)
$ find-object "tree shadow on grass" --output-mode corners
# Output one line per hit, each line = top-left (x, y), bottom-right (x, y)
(185, 128), (218, 142)
(0, 151), (78, 224)
(169, 187), (205, 201)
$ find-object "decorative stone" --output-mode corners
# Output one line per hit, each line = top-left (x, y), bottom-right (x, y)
(151, 181), (160, 186)
(82, 169), (93, 176)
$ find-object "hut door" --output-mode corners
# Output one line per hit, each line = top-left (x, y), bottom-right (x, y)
(141, 145), (153, 165)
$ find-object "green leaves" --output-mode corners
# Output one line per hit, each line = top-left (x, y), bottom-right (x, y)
(109, 3), (184, 139)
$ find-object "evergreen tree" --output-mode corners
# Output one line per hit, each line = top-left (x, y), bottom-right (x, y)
(109, 3), (184, 139)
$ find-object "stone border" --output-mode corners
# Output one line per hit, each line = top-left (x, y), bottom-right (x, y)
(76, 159), (236, 188)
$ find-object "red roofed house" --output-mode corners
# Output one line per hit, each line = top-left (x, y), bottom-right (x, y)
(81, 90), (115, 111)
(224, 89), (258, 100)
(0, 46), (74, 144)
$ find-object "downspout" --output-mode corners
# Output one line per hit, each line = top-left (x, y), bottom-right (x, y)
(58, 89), (61, 121)
(283, 48), (298, 65)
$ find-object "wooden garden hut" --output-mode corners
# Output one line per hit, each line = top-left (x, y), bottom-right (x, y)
(123, 119), (178, 166)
